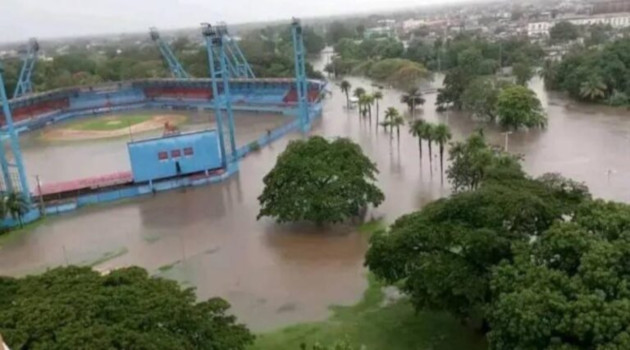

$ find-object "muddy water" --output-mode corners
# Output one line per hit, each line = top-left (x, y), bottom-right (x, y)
(2, 54), (630, 331)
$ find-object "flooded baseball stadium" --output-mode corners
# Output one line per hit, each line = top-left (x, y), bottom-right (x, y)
(2, 53), (630, 331)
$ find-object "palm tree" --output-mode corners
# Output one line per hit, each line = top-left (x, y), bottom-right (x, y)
(420, 123), (435, 166)
(364, 94), (375, 123)
(409, 119), (425, 159)
(358, 94), (370, 118)
(353, 87), (366, 115)
(384, 107), (399, 132)
(373, 91), (383, 125)
(353, 87), (366, 99)
(433, 123), (452, 175)
(5, 192), (29, 228)
(580, 75), (607, 101)
(379, 120), (391, 132)
(400, 87), (426, 118)
(340, 80), (351, 107)
(391, 115), (405, 144)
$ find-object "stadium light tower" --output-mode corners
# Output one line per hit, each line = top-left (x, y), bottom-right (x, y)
(291, 18), (310, 133)
(202, 23), (237, 164)
(150, 27), (190, 79)
(222, 31), (255, 79)
(13, 38), (39, 99)
(0, 63), (31, 199)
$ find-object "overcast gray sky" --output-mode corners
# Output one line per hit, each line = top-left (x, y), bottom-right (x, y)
(0, 0), (473, 43)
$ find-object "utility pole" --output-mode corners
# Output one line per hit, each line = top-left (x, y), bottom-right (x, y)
(502, 131), (513, 152)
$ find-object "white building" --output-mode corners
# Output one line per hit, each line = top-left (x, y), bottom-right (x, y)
(528, 21), (553, 37)
(403, 19), (425, 32)
(528, 13), (630, 37)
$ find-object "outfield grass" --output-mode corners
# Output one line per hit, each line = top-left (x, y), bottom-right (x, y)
(69, 114), (153, 131)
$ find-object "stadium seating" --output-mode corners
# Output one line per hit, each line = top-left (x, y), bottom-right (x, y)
(0, 78), (325, 128)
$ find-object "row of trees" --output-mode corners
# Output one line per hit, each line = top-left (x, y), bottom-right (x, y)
(542, 38), (630, 106)
(2, 25), (327, 94)
(432, 35), (547, 130)
(366, 130), (630, 349)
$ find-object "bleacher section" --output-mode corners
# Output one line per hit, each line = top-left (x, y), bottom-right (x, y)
(144, 87), (212, 100)
(70, 88), (145, 111)
(282, 86), (322, 104)
(0, 98), (69, 125)
(0, 78), (326, 130)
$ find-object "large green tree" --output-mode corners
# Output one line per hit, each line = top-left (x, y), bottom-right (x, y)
(488, 199), (630, 349)
(0, 266), (253, 350)
(366, 172), (589, 327)
(512, 60), (534, 86)
(257, 136), (384, 225)
(461, 77), (502, 121)
(496, 85), (547, 130)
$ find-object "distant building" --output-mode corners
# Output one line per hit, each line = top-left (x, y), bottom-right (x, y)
(364, 26), (394, 38)
(528, 12), (630, 37)
(592, 0), (630, 14)
(403, 19), (425, 32)
(528, 21), (553, 37)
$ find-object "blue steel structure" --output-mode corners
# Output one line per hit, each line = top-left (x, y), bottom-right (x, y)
(13, 38), (39, 99)
(291, 18), (310, 133)
(202, 23), (237, 164)
(0, 63), (31, 199)
(150, 28), (190, 79)
(223, 33), (256, 79)
(128, 130), (222, 183)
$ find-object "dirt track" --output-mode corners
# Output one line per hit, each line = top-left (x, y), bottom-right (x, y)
(41, 115), (187, 141)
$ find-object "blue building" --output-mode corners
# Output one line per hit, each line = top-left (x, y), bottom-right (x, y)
(127, 130), (223, 183)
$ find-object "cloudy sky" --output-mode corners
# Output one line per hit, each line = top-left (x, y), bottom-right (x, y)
(1, 0), (474, 43)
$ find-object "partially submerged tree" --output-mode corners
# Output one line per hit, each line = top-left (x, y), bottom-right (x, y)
(446, 132), (523, 192)
(400, 88), (425, 118)
(258, 136), (384, 225)
(340, 80), (352, 107)
(496, 85), (547, 130)
(0, 266), (254, 349)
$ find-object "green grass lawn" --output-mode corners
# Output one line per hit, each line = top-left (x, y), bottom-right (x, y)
(251, 275), (487, 350)
(69, 114), (153, 131)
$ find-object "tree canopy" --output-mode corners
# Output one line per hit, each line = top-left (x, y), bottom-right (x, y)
(365, 138), (607, 349)
(446, 132), (524, 192)
(257, 136), (384, 225)
(543, 38), (630, 106)
(549, 21), (579, 43)
(2, 26), (327, 94)
(362, 126), (630, 349)
(488, 199), (630, 349)
(0, 266), (253, 350)
(496, 85), (547, 130)
(436, 36), (543, 112)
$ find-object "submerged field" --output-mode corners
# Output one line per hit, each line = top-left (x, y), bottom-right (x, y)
(251, 274), (487, 350)
(69, 114), (154, 131)
(41, 113), (188, 141)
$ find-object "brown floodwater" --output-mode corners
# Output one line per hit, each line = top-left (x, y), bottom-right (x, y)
(2, 54), (630, 331)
